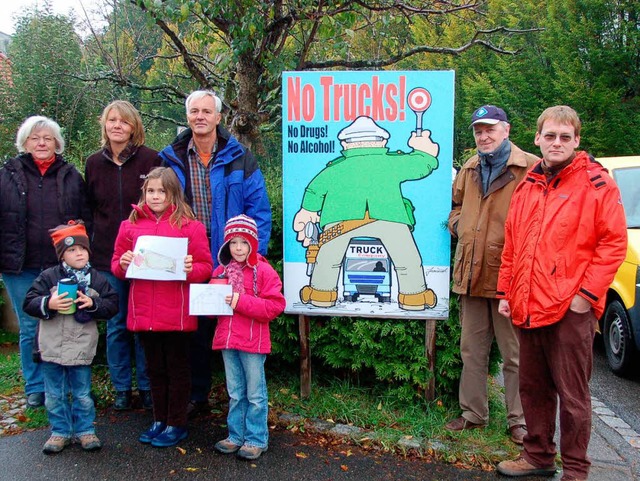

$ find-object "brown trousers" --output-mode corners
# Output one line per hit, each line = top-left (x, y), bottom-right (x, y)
(459, 295), (524, 427)
(518, 309), (596, 480)
(139, 331), (191, 427)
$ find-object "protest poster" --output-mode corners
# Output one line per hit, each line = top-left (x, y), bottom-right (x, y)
(282, 71), (454, 319)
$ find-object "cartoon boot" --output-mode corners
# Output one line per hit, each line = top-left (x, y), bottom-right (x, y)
(398, 289), (437, 311)
(300, 286), (338, 308)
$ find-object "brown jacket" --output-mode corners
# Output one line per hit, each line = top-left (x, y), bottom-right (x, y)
(449, 142), (538, 297)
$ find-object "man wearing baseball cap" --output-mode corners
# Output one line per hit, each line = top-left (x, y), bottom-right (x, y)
(445, 105), (538, 444)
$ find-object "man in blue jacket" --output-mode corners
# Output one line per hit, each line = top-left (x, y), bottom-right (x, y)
(159, 90), (272, 416)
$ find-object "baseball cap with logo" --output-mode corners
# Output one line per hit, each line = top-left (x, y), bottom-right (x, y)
(470, 105), (508, 127)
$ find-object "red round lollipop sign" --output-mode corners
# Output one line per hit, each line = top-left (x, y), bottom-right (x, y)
(408, 88), (432, 112)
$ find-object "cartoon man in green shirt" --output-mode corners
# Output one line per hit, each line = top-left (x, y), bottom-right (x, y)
(293, 116), (440, 310)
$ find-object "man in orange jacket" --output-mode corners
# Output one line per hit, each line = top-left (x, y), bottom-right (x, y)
(496, 106), (627, 481)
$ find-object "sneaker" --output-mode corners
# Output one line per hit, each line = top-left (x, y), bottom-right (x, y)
(497, 456), (557, 477)
(78, 434), (102, 452)
(139, 390), (153, 410)
(214, 438), (242, 454)
(139, 421), (166, 444)
(444, 416), (485, 431)
(509, 424), (527, 445)
(114, 390), (132, 410)
(27, 392), (45, 408)
(42, 435), (70, 454)
(151, 426), (188, 448)
(236, 444), (267, 460)
(186, 400), (210, 418)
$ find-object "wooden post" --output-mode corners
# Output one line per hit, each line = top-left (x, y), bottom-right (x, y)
(424, 319), (436, 400)
(299, 314), (311, 398)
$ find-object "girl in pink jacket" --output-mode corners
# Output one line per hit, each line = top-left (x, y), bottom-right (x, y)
(211, 215), (285, 460)
(111, 167), (212, 448)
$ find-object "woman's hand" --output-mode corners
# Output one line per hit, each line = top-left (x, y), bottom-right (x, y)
(119, 250), (134, 270)
(184, 254), (193, 274)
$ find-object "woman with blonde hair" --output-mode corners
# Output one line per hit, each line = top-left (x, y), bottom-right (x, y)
(85, 100), (160, 411)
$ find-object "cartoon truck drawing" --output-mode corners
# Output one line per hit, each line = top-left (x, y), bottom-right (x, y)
(342, 237), (392, 303)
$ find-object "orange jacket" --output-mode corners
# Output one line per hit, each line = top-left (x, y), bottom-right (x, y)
(497, 151), (627, 328)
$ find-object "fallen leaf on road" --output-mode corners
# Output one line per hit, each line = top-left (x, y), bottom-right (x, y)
(295, 452), (308, 459)
(176, 447), (186, 455)
(184, 467), (198, 472)
(341, 465), (349, 471)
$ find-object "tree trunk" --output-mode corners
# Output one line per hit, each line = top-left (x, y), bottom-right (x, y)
(230, 54), (264, 153)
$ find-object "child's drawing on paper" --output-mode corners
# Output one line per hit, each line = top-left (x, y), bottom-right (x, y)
(133, 248), (177, 274)
(125, 236), (187, 281)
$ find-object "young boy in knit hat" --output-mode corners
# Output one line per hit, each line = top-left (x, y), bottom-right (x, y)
(211, 215), (286, 460)
(23, 220), (118, 454)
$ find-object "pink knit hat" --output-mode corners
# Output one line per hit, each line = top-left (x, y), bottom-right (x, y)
(218, 214), (259, 267)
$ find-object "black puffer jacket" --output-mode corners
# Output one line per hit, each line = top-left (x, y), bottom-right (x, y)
(0, 154), (92, 274)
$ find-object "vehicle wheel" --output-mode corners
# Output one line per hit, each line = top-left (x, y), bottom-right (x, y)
(343, 293), (359, 302)
(603, 300), (636, 376)
(376, 294), (391, 303)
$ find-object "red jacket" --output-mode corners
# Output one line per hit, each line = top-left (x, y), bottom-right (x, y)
(497, 151), (627, 328)
(212, 255), (285, 354)
(111, 204), (213, 332)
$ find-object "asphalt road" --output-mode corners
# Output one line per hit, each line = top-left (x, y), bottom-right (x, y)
(591, 337), (640, 433)
(0, 410), (497, 481)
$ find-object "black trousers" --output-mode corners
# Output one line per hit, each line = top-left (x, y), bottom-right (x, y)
(139, 331), (191, 427)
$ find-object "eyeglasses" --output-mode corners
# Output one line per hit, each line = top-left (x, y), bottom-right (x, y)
(27, 136), (55, 144)
(541, 133), (575, 143)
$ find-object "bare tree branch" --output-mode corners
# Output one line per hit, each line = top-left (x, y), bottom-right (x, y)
(305, 26), (543, 69)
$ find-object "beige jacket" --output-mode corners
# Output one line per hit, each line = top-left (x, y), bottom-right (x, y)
(449, 142), (538, 297)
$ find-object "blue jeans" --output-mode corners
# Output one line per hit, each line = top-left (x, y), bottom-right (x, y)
(42, 362), (96, 437)
(221, 350), (268, 448)
(102, 271), (149, 392)
(3, 269), (44, 395)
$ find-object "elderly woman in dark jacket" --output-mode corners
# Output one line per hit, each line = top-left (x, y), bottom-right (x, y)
(85, 100), (160, 411)
(0, 115), (92, 408)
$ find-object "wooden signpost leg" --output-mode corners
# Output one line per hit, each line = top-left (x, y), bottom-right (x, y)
(299, 314), (311, 398)
(425, 319), (436, 400)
